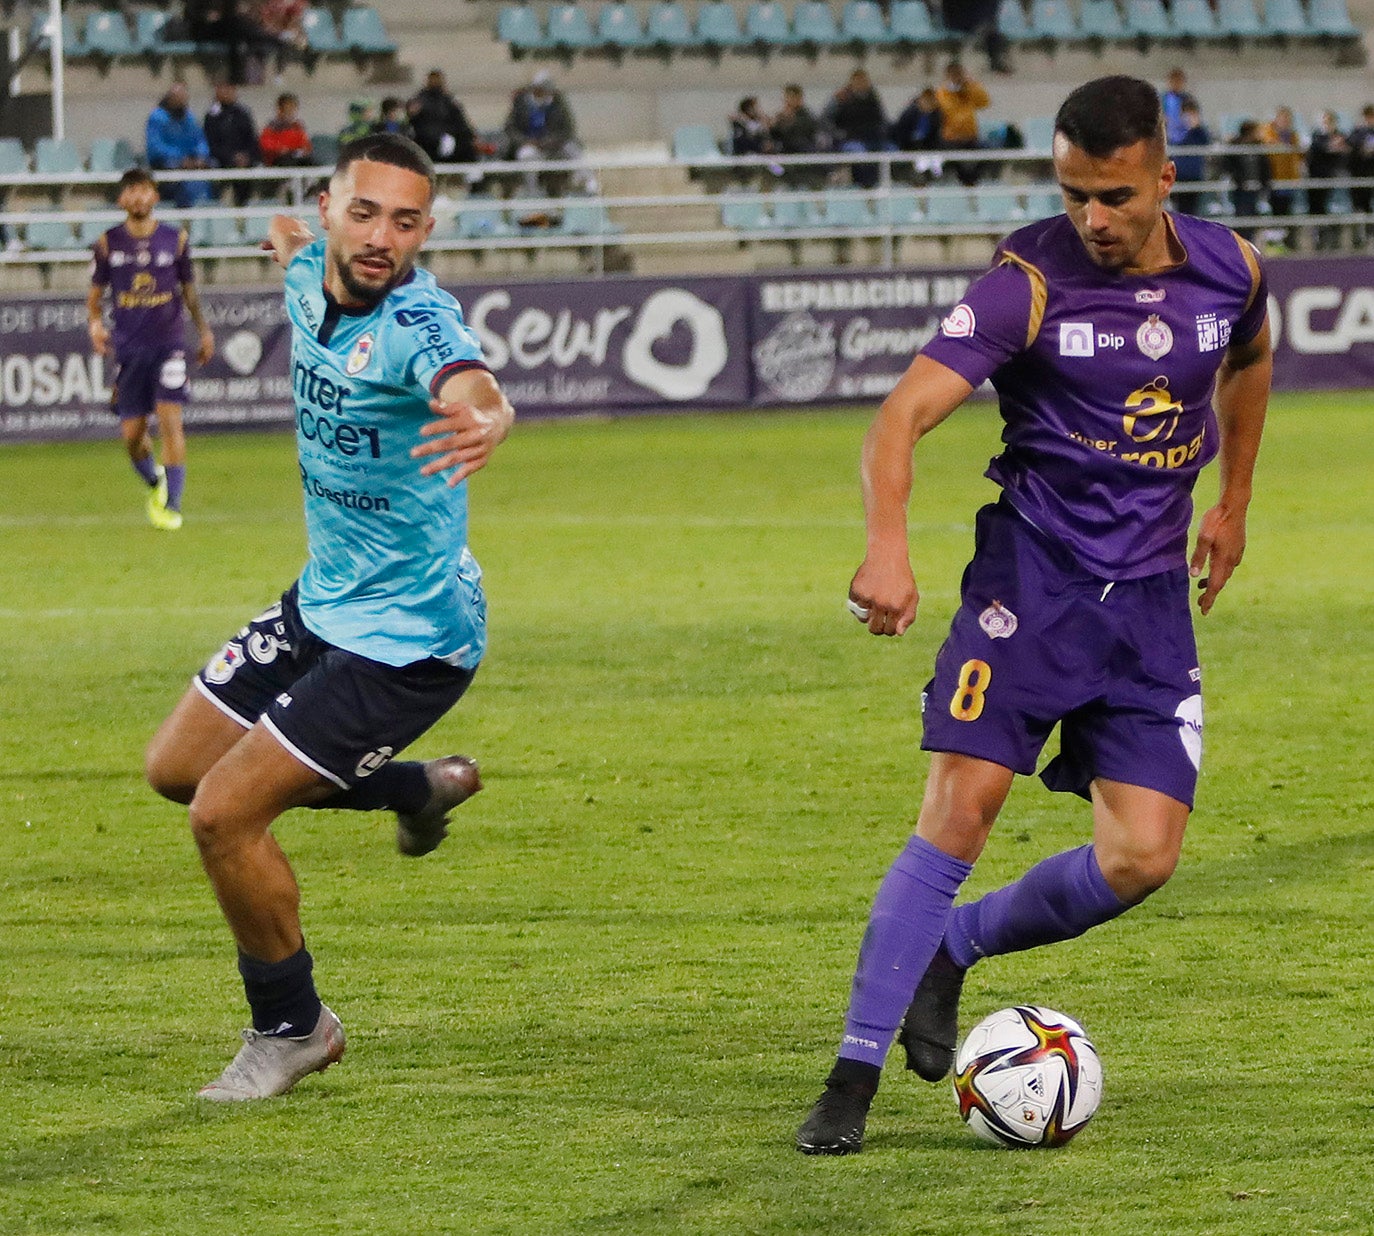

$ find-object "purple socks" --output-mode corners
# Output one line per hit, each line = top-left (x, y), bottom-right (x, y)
(165, 464), (185, 512)
(132, 454), (159, 487)
(839, 835), (972, 1068)
(943, 844), (1127, 971)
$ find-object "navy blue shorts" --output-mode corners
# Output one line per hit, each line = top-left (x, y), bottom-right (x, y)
(111, 346), (189, 419)
(194, 584), (475, 789)
(921, 500), (1203, 808)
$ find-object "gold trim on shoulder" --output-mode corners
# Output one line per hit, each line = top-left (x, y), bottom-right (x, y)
(1230, 229), (1263, 313)
(996, 248), (1048, 348)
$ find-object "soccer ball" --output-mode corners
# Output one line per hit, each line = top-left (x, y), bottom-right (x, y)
(953, 1006), (1103, 1148)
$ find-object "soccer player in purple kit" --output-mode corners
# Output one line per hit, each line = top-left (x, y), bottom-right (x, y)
(797, 75), (1273, 1154)
(88, 167), (215, 531)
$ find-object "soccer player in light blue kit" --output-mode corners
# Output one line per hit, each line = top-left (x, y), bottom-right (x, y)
(144, 133), (515, 1100)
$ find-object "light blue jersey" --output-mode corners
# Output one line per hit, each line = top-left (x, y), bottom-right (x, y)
(284, 239), (488, 668)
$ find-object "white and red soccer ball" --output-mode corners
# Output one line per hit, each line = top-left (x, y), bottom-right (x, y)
(953, 1006), (1103, 1148)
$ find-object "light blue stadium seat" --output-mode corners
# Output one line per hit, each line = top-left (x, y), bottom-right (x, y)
(975, 188), (1024, 223)
(792, 0), (842, 48)
(1263, 0), (1309, 35)
(672, 124), (723, 162)
(88, 137), (138, 174)
(998, 0), (1033, 41)
(1216, 0), (1266, 35)
(188, 215), (242, 248)
(302, 8), (345, 53)
(745, 1), (801, 48)
(1023, 187), (1063, 218)
(498, 3), (551, 53)
(311, 133), (341, 167)
(695, 0), (748, 48)
(341, 7), (397, 54)
(240, 214), (275, 245)
(841, 0), (894, 45)
(135, 8), (198, 55)
(1028, 0), (1077, 40)
(1171, 0), (1221, 35)
(923, 191), (972, 225)
(1021, 115), (1056, 151)
(1079, 0), (1127, 37)
(646, 0), (697, 48)
(599, 1), (653, 49)
(821, 189), (875, 227)
(84, 11), (138, 58)
(557, 202), (623, 236)
(1123, 0), (1173, 36)
(25, 217), (78, 250)
(1309, 0), (1359, 35)
(770, 196), (818, 227)
(720, 195), (770, 229)
(889, 0), (940, 44)
(77, 217), (112, 247)
(547, 2), (601, 51)
(458, 204), (516, 239)
(28, 11), (85, 56)
(879, 191), (922, 226)
(35, 137), (82, 175)
(0, 138), (29, 174)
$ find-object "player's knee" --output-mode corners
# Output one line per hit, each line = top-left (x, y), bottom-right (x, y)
(187, 793), (234, 855)
(1097, 843), (1178, 904)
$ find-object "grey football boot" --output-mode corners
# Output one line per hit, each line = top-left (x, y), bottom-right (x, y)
(197, 1005), (346, 1101)
(395, 755), (482, 856)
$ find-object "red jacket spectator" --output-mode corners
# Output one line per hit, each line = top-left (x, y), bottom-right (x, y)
(259, 92), (313, 166)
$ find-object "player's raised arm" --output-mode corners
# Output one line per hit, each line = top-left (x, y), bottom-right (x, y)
(849, 355), (973, 637)
(1190, 318), (1273, 615)
(412, 366), (515, 487)
(262, 215), (316, 269)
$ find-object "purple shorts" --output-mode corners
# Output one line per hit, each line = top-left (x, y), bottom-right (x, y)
(111, 346), (189, 419)
(921, 500), (1204, 808)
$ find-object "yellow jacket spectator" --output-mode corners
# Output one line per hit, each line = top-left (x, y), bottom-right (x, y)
(935, 62), (989, 147)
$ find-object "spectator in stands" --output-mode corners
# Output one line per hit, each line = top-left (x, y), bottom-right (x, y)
(824, 69), (889, 189)
(770, 83), (824, 188)
(378, 97), (414, 141)
(890, 86), (944, 183)
(204, 79), (260, 207)
(146, 81), (213, 208)
(935, 61), (990, 187)
(184, 1), (273, 85)
(1306, 108), (1349, 251)
(939, 0), (1010, 75)
(1345, 104), (1374, 247)
(504, 70), (592, 195)
(1171, 95), (1210, 217)
(1161, 68), (1191, 147)
(259, 91), (314, 167)
(1260, 105), (1303, 251)
(339, 99), (378, 146)
(409, 70), (478, 165)
(1224, 119), (1270, 241)
(730, 97), (774, 157)
(252, 0), (308, 53)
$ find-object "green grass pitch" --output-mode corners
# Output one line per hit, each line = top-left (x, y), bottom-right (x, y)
(2, 393), (1372, 1235)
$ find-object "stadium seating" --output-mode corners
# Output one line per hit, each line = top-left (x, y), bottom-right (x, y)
(547, 2), (600, 53)
(1123, 0), (1174, 38)
(83, 10), (137, 61)
(1263, 0), (1310, 35)
(695, 1), (749, 50)
(555, 201), (623, 236)
(1216, 0), (1267, 36)
(1170, 0), (1221, 37)
(744, 1), (801, 50)
(302, 8), (346, 55)
(498, 3), (552, 55)
(791, 0), (842, 51)
(24, 216), (79, 251)
(1027, 0), (1078, 41)
(879, 192), (923, 227)
(34, 138), (82, 175)
(0, 138), (28, 175)
(889, 0), (944, 46)
(841, 1), (894, 48)
(719, 195), (770, 230)
(341, 6), (397, 55)
(1309, 0), (1360, 36)
(820, 189), (876, 227)
(997, 0), (1034, 41)
(458, 204), (517, 239)
(598, 1), (653, 51)
(770, 195), (819, 228)
(27, 10), (84, 56)
(1078, 0), (1127, 38)
(672, 124), (723, 163)
(88, 138), (138, 175)
(645, 0), (696, 50)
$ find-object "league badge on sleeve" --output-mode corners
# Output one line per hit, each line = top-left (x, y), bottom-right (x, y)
(346, 333), (375, 375)
(1136, 314), (1173, 361)
(941, 303), (977, 339)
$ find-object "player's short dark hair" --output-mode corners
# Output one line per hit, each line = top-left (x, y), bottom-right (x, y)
(1055, 76), (1165, 160)
(117, 167), (156, 192)
(335, 131), (435, 187)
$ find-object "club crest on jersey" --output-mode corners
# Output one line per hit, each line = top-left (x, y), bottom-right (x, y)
(1136, 314), (1173, 360)
(345, 333), (375, 375)
(978, 601), (1018, 640)
(941, 303), (976, 338)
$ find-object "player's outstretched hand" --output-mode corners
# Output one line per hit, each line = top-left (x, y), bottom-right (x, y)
(1189, 501), (1246, 615)
(88, 319), (110, 358)
(413, 398), (511, 487)
(848, 553), (919, 637)
(262, 216), (314, 268)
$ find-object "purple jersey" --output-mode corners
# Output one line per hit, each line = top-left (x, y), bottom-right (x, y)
(922, 211), (1267, 579)
(91, 221), (194, 355)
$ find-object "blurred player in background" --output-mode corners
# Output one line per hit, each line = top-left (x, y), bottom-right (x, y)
(797, 76), (1273, 1154)
(88, 167), (214, 530)
(143, 133), (515, 1100)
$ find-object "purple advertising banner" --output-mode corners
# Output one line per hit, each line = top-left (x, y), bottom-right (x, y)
(2, 257), (1372, 443)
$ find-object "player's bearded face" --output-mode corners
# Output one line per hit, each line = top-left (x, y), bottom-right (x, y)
(321, 160), (435, 307)
(1054, 136), (1175, 273)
